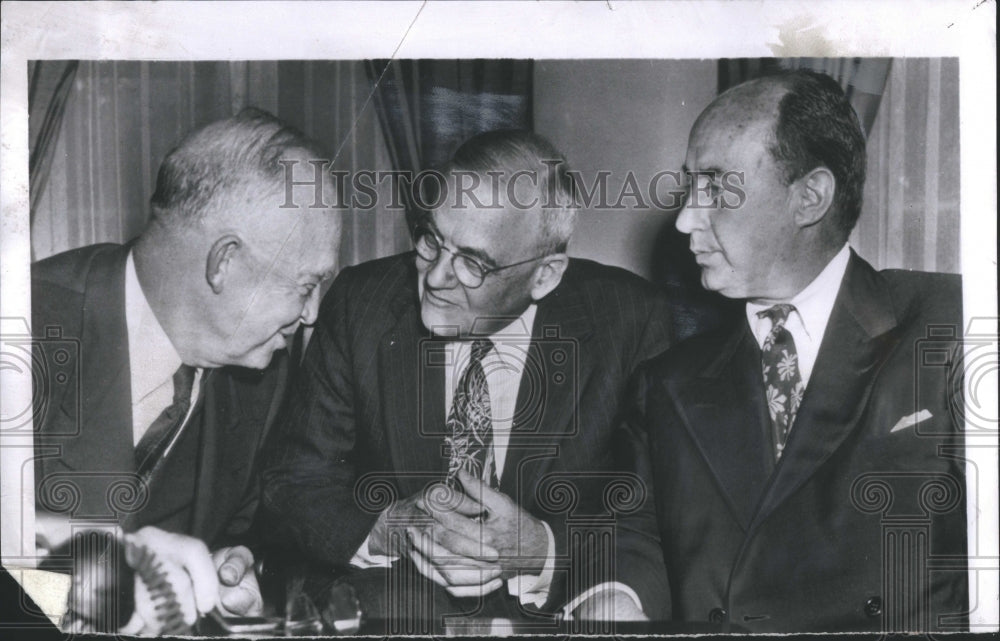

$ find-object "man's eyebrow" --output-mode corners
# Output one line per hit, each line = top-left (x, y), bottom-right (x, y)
(454, 244), (498, 269)
(426, 217), (499, 268)
(297, 268), (335, 282)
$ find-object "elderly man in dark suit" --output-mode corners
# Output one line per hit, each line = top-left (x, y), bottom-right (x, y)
(31, 108), (341, 632)
(574, 70), (968, 632)
(262, 129), (672, 630)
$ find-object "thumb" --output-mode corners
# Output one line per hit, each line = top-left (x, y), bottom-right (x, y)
(214, 546), (254, 587)
(456, 469), (504, 512)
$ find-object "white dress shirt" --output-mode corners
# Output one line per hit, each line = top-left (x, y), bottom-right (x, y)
(352, 305), (558, 607)
(745, 244), (851, 388)
(36, 253), (202, 557)
(563, 245), (853, 619)
(125, 251), (202, 454)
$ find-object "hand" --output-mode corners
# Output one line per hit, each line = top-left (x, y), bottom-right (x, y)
(420, 470), (548, 576)
(212, 546), (263, 616)
(573, 588), (649, 622)
(366, 490), (427, 557)
(391, 481), (503, 598)
(122, 527), (219, 634)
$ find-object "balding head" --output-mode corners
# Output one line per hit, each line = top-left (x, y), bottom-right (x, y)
(135, 109), (341, 369)
(698, 71), (867, 240)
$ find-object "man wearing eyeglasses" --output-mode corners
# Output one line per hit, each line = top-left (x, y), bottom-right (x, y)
(261, 129), (672, 627)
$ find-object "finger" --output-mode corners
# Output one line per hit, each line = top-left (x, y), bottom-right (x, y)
(213, 546), (254, 586)
(418, 483), (484, 518)
(437, 528), (500, 562)
(456, 469), (507, 513)
(418, 504), (483, 543)
(219, 571), (264, 616)
(407, 527), (498, 569)
(444, 577), (504, 599)
(408, 528), (503, 588)
(155, 531), (219, 614)
(407, 547), (449, 588)
(130, 528), (219, 615)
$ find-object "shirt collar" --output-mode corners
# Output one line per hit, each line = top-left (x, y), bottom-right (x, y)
(746, 243), (851, 340)
(488, 304), (538, 342)
(125, 251), (185, 404)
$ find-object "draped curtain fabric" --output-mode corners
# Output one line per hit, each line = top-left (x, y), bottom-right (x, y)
(29, 61), (406, 270)
(366, 59), (533, 227)
(28, 61), (79, 238)
(851, 58), (960, 274)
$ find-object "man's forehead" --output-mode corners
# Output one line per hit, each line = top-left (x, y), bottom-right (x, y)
(688, 106), (776, 165)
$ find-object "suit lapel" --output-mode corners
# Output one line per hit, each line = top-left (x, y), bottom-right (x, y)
(674, 324), (773, 530)
(57, 246), (134, 483)
(749, 253), (901, 530)
(382, 278), (449, 494)
(499, 276), (594, 496)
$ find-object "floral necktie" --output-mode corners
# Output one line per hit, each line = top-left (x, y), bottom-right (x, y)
(758, 304), (804, 460)
(444, 339), (499, 488)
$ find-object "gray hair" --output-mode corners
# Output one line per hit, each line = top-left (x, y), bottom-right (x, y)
(443, 129), (579, 254)
(149, 107), (328, 226)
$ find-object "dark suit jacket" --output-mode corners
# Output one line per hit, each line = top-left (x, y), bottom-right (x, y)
(616, 251), (968, 632)
(31, 243), (288, 548)
(261, 252), (672, 616)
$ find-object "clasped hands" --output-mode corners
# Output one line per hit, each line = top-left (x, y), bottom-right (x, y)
(122, 526), (263, 634)
(368, 469), (548, 598)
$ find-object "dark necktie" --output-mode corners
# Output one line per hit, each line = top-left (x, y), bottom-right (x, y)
(758, 304), (804, 461)
(444, 339), (499, 489)
(134, 364), (196, 477)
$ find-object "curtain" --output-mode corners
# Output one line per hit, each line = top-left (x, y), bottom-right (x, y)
(29, 61), (407, 270)
(366, 59), (533, 227)
(851, 58), (960, 273)
(28, 61), (79, 238)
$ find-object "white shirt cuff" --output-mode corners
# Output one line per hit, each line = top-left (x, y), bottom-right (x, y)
(561, 582), (644, 620)
(506, 520), (556, 607)
(349, 532), (399, 569)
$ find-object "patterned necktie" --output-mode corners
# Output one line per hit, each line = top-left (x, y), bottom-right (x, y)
(444, 339), (499, 489)
(135, 364), (196, 477)
(758, 304), (804, 461)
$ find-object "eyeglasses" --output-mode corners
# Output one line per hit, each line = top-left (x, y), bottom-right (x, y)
(412, 225), (547, 289)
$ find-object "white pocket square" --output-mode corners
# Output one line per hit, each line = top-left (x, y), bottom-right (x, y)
(890, 409), (933, 433)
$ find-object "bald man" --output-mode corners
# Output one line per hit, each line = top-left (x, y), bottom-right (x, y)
(32, 108), (341, 632)
(576, 70), (967, 632)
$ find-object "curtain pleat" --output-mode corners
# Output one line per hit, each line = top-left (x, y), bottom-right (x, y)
(365, 59), (533, 227)
(28, 61), (79, 236)
(29, 61), (406, 270)
(853, 58), (960, 273)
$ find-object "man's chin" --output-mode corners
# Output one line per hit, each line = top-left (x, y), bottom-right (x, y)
(420, 308), (466, 338)
(230, 346), (281, 370)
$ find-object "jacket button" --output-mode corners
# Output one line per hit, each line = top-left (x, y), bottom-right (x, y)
(708, 608), (727, 623)
(864, 596), (883, 617)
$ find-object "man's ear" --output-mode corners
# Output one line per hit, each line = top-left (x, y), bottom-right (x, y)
(529, 253), (570, 301)
(793, 167), (836, 228)
(206, 234), (242, 294)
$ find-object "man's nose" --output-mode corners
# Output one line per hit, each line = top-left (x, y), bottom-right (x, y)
(424, 252), (458, 290)
(300, 286), (322, 325)
(675, 195), (707, 234)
